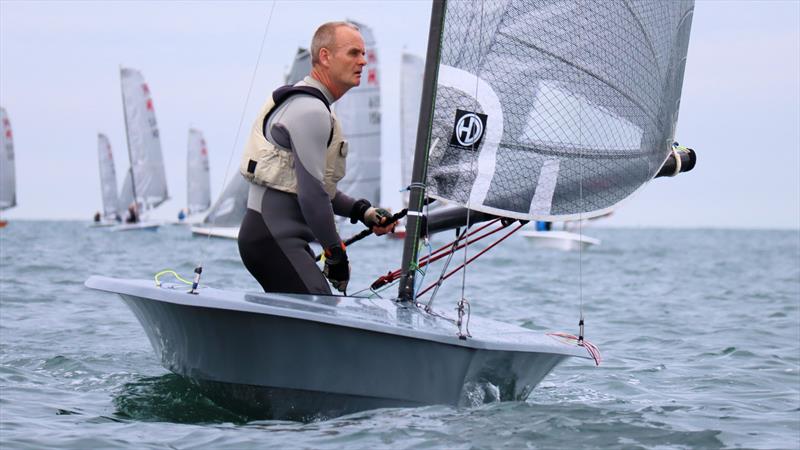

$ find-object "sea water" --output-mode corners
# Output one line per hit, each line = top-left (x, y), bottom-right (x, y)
(1, 221), (798, 449)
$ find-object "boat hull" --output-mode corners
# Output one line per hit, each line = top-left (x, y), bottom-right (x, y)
(191, 226), (238, 240)
(520, 230), (600, 251)
(86, 276), (585, 419)
(111, 222), (160, 232)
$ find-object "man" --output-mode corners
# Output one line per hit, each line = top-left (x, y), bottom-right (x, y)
(238, 21), (394, 296)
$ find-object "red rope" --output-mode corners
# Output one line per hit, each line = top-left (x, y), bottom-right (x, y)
(547, 332), (602, 366)
(416, 222), (525, 297)
(370, 219), (503, 290)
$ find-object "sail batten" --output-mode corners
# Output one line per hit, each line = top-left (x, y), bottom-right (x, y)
(422, 0), (694, 221)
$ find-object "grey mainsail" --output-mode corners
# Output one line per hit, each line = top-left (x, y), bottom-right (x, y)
(286, 48), (311, 84)
(0, 107), (16, 211)
(187, 128), (211, 215)
(97, 133), (119, 220)
(334, 20), (382, 204)
(400, 53), (425, 207)
(118, 67), (169, 212)
(423, 0), (694, 221)
(202, 175), (249, 227)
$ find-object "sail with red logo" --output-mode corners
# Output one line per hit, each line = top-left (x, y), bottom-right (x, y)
(117, 67), (169, 216)
(186, 128), (211, 217)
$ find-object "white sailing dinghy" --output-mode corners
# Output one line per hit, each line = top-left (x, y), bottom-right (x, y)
(87, 0), (696, 419)
(175, 128), (211, 225)
(92, 133), (122, 227)
(0, 107), (15, 228)
(114, 67), (169, 232)
(190, 175), (249, 239)
(520, 228), (601, 251)
(520, 214), (611, 251)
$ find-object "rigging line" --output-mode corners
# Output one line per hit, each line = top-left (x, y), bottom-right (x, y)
(578, 1), (585, 343)
(197, 0), (277, 270)
(426, 227), (469, 312)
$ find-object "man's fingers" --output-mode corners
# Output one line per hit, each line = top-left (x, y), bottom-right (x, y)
(373, 222), (397, 236)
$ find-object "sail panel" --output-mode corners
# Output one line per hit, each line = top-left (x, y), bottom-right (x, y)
(202, 175), (249, 227)
(334, 20), (382, 204)
(120, 67), (169, 208)
(0, 107), (16, 211)
(425, 0), (694, 220)
(286, 48), (312, 85)
(186, 129), (211, 214)
(97, 134), (119, 219)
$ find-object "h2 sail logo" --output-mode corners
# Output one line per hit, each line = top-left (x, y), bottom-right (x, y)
(450, 109), (487, 150)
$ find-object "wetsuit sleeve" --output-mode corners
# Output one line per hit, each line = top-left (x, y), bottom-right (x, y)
(331, 190), (358, 218)
(271, 96), (341, 248)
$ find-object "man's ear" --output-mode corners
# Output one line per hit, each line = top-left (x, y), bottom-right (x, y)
(318, 48), (331, 67)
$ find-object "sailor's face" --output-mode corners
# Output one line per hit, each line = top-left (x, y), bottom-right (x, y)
(328, 27), (366, 90)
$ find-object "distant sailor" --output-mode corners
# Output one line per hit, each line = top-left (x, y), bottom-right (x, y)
(238, 21), (394, 295)
(177, 209), (186, 222)
(93, 211), (101, 223)
(126, 204), (138, 224)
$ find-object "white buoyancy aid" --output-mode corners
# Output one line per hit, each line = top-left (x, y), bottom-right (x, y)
(240, 85), (347, 198)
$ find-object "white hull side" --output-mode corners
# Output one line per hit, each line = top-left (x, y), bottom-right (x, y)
(191, 226), (239, 240)
(520, 230), (600, 251)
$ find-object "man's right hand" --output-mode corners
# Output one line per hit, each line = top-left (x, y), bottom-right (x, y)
(322, 242), (350, 293)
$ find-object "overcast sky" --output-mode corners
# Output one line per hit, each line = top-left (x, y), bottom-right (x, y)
(0, 0), (797, 229)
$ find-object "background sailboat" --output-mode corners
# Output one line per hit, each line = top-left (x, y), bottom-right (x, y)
(92, 133), (121, 227)
(114, 67), (169, 231)
(190, 175), (248, 239)
(0, 107), (16, 227)
(178, 128), (211, 224)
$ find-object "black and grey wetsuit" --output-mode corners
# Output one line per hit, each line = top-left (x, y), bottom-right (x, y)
(238, 77), (358, 295)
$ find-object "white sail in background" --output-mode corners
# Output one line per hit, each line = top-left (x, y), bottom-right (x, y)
(334, 20), (382, 203)
(97, 133), (119, 220)
(424, 0), (694, 221)
(118, 67), (169, 212)
(186, 128), (211, 215)
(0, 107), (16, 211)
(400, 53), (425, 208)
(286, 48), (311, 85)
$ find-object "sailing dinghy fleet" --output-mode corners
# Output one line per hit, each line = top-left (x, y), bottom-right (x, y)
(86, 0), (698, 420)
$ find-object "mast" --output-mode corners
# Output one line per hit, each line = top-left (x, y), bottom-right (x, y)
(120, 66), (140, 216)
(397, 0), (447, 303)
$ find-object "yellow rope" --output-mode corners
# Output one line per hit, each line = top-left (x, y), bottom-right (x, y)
(154, 270), (193, 287)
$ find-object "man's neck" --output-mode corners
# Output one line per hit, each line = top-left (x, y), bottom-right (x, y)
(310, 69), (345, 101)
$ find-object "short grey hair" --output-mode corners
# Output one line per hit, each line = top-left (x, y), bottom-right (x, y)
(310, 21), (360, 65)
